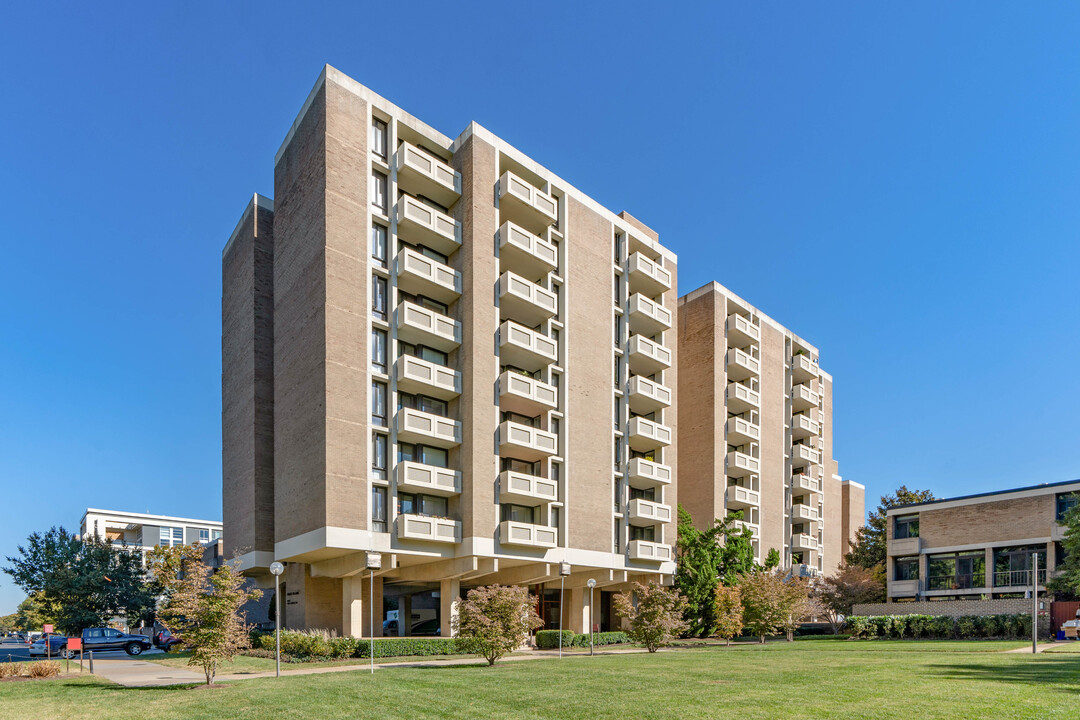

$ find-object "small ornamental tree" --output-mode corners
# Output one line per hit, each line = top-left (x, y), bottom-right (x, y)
(713, 585), (743, 645)
(454, 584), (543, 666)
(739, 571), (794, 643)
(815, 564), (887, 633)
(613, 582), (689, 653)
(147, 544), (261, 685)
(779, 580), (816, 641)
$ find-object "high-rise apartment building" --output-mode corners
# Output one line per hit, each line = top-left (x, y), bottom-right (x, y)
(223, 66), (678, 637)
(677, 282), (863, 576)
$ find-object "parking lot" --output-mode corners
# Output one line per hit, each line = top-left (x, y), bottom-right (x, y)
(0, 636), (165, 663)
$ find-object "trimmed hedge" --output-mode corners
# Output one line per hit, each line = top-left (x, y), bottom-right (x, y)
(535, 629), (631, 649)
(846, 613), (1049, 640)
(249, 629), (471, 661)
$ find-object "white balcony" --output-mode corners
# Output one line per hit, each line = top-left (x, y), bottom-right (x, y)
(726, 382), (760, 414)
(725, 348), (760, 382)
(395, 408), (461, 449)
(396, 301), (461, 352)
(725, 416), (760, 445)
(791, 504), (819, 522)
(498, 271), (558, 326)
(627, 499), (673, 527)
(394, 248), (461, 304)
(726, 451), (759, 478)
(394, 195), (461, 256)
(791, 443), (821, 467)
(497, 171), (558, 232)
(791, 533), (817, 552)
(397, 514), (460, 544)
(395, 462), (461, 497)
(792, 473), (821, 495)
(627, 335), (672, 376)
(627, 417), (672, 452)
(792, 353), (819, 384)
(498, 320), (558, 371)
(395, 356), (460, 401)
(497, 221), (558, 280)
(499, 470), (558, 506)
(500, 520), (558, 549)
(498, 371), (558, 416)
(790, 413), (820, 440)
(627, 458), (672, 490)
(726, 484), (760, 510)
(393, 142), (461, 208)
(726, 314), (760, 347)
(628, 376), (672, 415)
(498, 421), (558, 462)
(731, 519), (759, 537)
(626, 252), (672, 297)
(627, 293), (672, 337)
(791, 384), (819, 412)
(628, 540), (672, 563)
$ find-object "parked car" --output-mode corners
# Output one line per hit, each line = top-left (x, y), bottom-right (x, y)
(153, 629), (183, 652)
(80, 627), (153, 656)
(28, 635), (68, 658)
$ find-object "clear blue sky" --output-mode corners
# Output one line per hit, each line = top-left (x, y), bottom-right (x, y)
(1, 2), (1078, 614)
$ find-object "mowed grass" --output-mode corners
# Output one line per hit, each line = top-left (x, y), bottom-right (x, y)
(3, 640), (1079, 720)
(146, 650), (488, 674)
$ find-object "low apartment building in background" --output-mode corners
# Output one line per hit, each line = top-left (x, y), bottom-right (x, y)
(80, 508), (222, 557)
(885, 479), (1080, 602)
(678, 283), (863, 577)
(223, 66), (678, 638)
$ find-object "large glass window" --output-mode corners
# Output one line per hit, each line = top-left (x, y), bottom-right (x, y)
(371, 224), (388, 268)
(630, 525), (654, 542)
(501, 504), (537, 524)
(372, 486), (387, 532)
(372, 276), (388, 320)
(927, 552), (985, 590)
(159, 526), (183, 546)
(894, 556), (919, 581)
(198, 528), (210, 543)
(372, 329), (387, 373)
(372, 381), (387, 426)
(399, 342), (448, 367)
(398, 443), (448, 468)
(371, 118), (388, 159)
(894, 514), (919, 539)
(371, 171), (388, 213)
(1057, 493), (1079, 522)
(399, 393), (448, 417)
(993, 546), (1047, 587)
(399, 493), (448, 517)
(372, 433), (388, 480)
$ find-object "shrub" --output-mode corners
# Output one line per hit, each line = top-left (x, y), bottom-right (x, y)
(846, 616), (869, 639)
(26, 661), (61, 679)
(981, 615), (1001, 638)
(354, 638), (469, 658)
(956, 616), (978, 638)
(907, 615), (929, 638)
(455, 585), (544, 665)
(571, 631), (630, 648)
(535, 630), (576, 649)
(929, 615), (955, 639)
(614, 582), (690, 652)
(0, 662), (21, 679)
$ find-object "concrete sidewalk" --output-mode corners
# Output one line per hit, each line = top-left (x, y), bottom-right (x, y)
(92, 658), (206, 687)
(1004, 641), (1071, 654)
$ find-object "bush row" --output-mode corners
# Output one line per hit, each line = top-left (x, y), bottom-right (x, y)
(250, 629), (471, 661)
(847, 613), (1049, 640)
(0, 660), (61, 679)
(534, 630), (630, 649)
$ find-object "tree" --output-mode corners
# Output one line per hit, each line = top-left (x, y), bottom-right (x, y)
(0, 613), (16, 634)
(1049, 497), (1080, 598)
(613, 582), (689, 652)
(814, 564), (887, 633)
(675, 505), (756, 637)
(739, 571), (809, 643)
(712, 585), (743, 646)
(763, 548), (781, 570)
(845, 486), (936, 570)
(3, 527), (157, 634)
(147, 543), (261, 685)
(454, 584), (543, 666)
(13, 593), (55, 632)
(779, 581), (817, 642)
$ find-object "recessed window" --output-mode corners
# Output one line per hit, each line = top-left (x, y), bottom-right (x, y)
(372, 433), (388, 480)
(371, 486), (388, 532)
(372, 329), (387, 373)
(159, 526), (183, 546)
(399, 493), (448, 518)
(371, 224), (388, 268)
(372, 381), (387, 426)
(371, 119), (388, 159)
(198, 528), (210, 543)
(371, 171), (388, 213)
(501, 504), (537, 524)
(372, 276), (388, 320)
(894, 514), (919, 539)
(894, 556), (919, 581)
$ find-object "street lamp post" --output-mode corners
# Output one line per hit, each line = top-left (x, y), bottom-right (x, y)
(269, 562), (284, 678)
(366, 552), (382, 675)
(559, 562), (571, 659)
(1032, 552), (1038, 655)
(587, 578), (597, 656)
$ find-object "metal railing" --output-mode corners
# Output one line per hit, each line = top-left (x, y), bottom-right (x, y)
(993, 569), (1047, 587)
(926, 573), (985, 591)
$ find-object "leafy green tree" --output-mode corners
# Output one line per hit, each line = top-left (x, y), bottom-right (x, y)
(3, 527), (157, 634)
(675, 506), (756, 637)
(454, 584), (543, 666)
(1049, 497), (1080, 598)
(712, 584), (743, 645)
(845, 486), (936, 570)
(148, 543), (262, 685)
(814, 564), (886, 633)
(13, 593), (55, 632)
(739, 571), (809, 643)
(763, 548), (781, 570)
(613, 582), (689, 652)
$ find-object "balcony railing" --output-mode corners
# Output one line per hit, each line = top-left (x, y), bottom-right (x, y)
(726, 484), (760, 509)
(726, 451), (759, 478)
(497, 221), (557, 279)
(497, 171), (557, 232)
(927, 574), (986, 591)
(628, 540), (672, 563)
(498, 271), (558, 326)
(725, 416), (760, 445)
(627, 293), (672, 337)
(395, 356), (461, 400)
(792, 473), (821, 494)
(993, 569), (1047, 587)
(627, 498), (673, 526)
(725, 347), (760, 382)
(397, 514), (460, 544)
(790, 413), (820, 440)
(627, 335), (672, 376)
(500, 520), (558, 548)
(396, 301), (461, 352)
(791, 384), (820, 411)
(626, 458), (672, 489)
(499, 470), (558, 505)
(395, 248), (461, 304)
(498, 370), (558, 416)
(626, 252), (672, 297)
(393, 141), (461, 208)
(726, 314), (760, 347)
(726, 382), (760, 413)
(498, 320), (557, 371)
(498, 420), (558, 462)
(627, 416), (672, 452)
(791, 353), (819, 383)
(791, 533), (817, 552)
(395, 408), (461, 448)
(395, 462), (461, 497)
(394, 195), (461, 256)
(628, 375), (672, 414)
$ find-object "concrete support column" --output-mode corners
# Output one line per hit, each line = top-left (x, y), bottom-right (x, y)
(985, 548), (995, 594)
(342, 574), (384, 638)
(1046, 542), (1056, 575)
(399, 594), (412, 637)
(918, 554), (929, 596)
(566, 588), (588, 634)
(440, 578), (460, 637)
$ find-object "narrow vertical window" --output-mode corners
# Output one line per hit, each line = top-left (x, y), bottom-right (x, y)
(371, 171), (388, 213)
(614, 315), (622, 346)
(371, 224), (388, 268)
(372, 486), (387, 532)
(614, 273), (621, 304)
(371, 118), (388, 159)
(613, 517), (621, 553)
(372, 381), (387, 426)
(614, 356), (622, 386)
(372, 328), (387, 373)
(372, 276), (388, 320)
(372, 433), (388, 480)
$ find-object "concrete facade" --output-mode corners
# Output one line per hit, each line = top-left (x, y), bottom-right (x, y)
(80, 509), (222, 556)
(676, 282), (862, 577)
(885, 480), (1080, 602)
(223, 66), (676, 637)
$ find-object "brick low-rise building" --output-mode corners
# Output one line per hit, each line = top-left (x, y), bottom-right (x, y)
(886, 479), (1080, 602)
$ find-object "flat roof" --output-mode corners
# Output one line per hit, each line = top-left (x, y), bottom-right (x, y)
(82, 508), (222, 527)
(889, 478), (1080, 514)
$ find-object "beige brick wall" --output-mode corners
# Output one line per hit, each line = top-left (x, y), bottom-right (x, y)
(842, 481), (865, 560)
(913, 495), (1057, 549)
(757, 321), (787, 559)
(853, 598), (1033, 618)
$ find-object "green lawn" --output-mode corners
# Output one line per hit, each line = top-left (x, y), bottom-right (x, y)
(3, 640), (1079, 719)
(146, 650), (489, 674)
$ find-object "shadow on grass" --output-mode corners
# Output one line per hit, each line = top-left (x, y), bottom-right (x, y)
(935, 656), (1080, 692)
